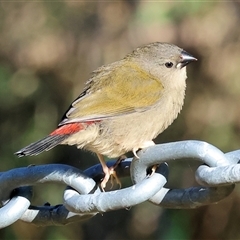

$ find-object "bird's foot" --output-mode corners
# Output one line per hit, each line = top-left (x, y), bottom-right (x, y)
(132, 140), (155, 158)
(149, 164), (159, 176)
(99, 155), (126, 191)
(109, 155), (127, 189)
(100, 166), (122, 191)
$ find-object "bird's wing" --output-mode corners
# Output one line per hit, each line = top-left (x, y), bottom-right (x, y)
(59, 61), (163, 125)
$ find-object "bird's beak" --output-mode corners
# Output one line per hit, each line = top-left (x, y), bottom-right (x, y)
(179, 50), (197, 69)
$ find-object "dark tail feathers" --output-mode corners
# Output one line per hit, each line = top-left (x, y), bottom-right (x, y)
(15, 134), (69, 157)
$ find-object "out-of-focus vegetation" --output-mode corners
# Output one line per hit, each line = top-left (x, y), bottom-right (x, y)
(1, 1), (240, 239)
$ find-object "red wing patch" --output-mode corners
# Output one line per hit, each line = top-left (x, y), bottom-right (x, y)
(50, 121), (99, 136)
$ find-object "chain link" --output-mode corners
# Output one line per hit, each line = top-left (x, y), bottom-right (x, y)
(1, 140), (240, 228)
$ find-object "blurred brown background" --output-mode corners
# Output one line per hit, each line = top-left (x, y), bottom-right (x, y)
(1, 1), (240, 239)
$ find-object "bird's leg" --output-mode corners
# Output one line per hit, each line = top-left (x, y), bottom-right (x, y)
(96, 153), (110, 190)
(112, 155), (127, 169)
(96, 153), (122, 190)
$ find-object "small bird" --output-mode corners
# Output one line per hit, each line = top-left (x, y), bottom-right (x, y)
(15, 42), (197, 189)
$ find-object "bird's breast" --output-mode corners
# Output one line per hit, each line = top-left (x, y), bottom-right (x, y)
(85, 86), (186, 158)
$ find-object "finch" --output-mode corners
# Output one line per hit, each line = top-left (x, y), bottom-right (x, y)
(15, 42), (197, 189)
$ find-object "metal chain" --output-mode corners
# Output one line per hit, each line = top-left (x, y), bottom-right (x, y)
(1, 140), (240, 228)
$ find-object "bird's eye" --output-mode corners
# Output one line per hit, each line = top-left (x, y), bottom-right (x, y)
(165, 62), (173, 68)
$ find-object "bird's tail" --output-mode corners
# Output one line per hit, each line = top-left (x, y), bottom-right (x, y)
(15, 123), (84, 157)
(15, 134), (69, 157)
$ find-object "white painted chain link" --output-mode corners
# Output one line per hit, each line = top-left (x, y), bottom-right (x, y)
(1, 140), (240, 228)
